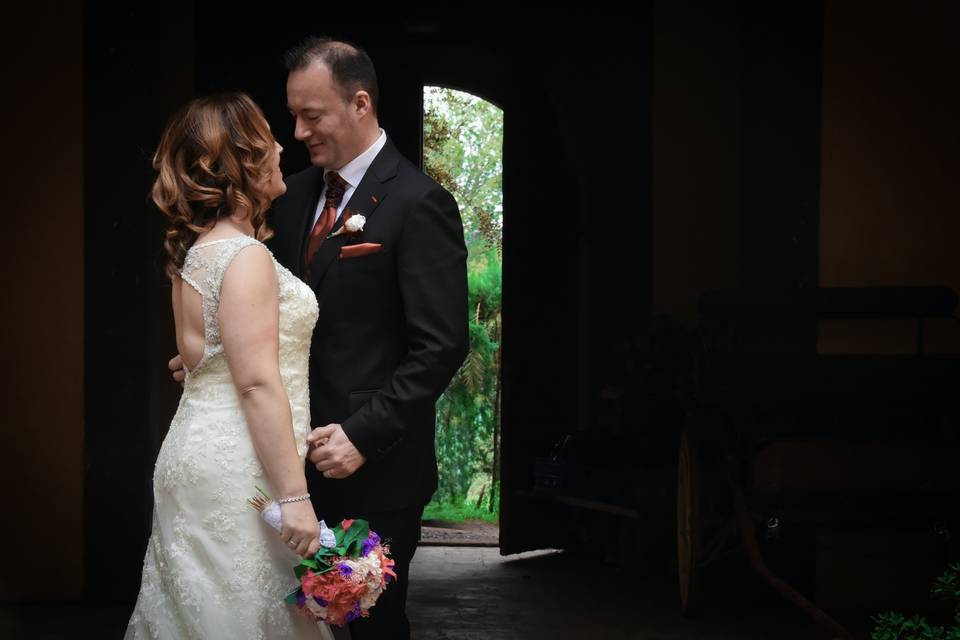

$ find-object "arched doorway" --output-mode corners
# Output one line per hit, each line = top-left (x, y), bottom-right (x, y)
(421, 85), (503, 543)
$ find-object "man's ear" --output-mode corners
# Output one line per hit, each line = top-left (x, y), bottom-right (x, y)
(353, 90), (372, 117)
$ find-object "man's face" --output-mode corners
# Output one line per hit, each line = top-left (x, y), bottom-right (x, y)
(286, 61), (361, 170)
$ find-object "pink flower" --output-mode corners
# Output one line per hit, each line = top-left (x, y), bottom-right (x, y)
(379, 548), (397, 584)
(298, 561), (372, 626)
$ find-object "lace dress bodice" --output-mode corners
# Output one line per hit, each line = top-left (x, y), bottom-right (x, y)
(176, 235), (318, 415)
(125, 235), (330, 639)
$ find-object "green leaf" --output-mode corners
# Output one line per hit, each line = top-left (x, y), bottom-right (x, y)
(340, 520), (371, 556)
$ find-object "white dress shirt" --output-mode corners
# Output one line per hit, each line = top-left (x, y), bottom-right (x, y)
(313, 128), (388, 227)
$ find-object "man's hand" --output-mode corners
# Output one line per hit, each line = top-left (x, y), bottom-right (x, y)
(306, 423), (366, 479)
(168, 354), (185, 384)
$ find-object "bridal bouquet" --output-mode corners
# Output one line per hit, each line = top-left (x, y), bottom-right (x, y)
(248, 486), (396, 626)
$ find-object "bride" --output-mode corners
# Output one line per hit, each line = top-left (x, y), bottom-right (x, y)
(125, 92), (333, 639)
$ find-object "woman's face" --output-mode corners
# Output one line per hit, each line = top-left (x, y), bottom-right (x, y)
(265, 138), (286, 200)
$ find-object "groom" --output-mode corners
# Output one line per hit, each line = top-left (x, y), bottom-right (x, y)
(273, 37), (467, 638)
(170, 36), (467, 638)
(282, 37), (469, 640)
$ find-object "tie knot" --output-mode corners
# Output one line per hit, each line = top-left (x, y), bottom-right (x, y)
(324, 171), (348, 202)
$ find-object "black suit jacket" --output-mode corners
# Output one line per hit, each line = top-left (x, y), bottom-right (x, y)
(267, 137), (469, 514)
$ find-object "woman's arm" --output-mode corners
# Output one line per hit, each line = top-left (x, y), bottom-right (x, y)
(220, 244), (319, 558)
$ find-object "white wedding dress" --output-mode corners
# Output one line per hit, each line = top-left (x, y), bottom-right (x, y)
(125, 235), (333, 640)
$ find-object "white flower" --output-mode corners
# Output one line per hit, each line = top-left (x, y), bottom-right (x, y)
(344, 214), (366, 233)
(342, 559), (366, 583)
(327, 213), (366, 239)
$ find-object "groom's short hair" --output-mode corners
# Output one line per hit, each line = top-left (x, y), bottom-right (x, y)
(284, 36), (379, 115)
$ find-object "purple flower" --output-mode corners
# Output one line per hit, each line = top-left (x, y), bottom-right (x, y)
(338, 563), (353, 578)
(361, 532), (380, 557)
(313, 596), (328, 607)
(345, 602), (362, 623)
(296, 591), (306, 607)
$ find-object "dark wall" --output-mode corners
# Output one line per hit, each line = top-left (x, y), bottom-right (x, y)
(653, 1), (745, 323)
(653, 0), (823, 325)
(818, 1), (960, 355)
(652, 0), (960, 354)
(499, 20), (655, 553)
(0, 3), (84, 600)
(83, 3), (195, 600)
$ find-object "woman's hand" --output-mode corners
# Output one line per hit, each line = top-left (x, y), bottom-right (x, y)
(279, 501), (322, 558)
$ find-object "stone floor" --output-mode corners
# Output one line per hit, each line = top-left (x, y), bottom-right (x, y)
(405, 547), (841, 640)
(2, 546), (876, 639)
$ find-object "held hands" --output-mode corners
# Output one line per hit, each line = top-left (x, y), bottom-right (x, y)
(279, 499), (322, 558)
(307, 424), (366, 479)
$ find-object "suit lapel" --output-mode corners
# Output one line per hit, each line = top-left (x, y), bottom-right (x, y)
(307, 139), (400, 290)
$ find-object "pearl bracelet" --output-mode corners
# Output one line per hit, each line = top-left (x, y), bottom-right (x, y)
(278, 493), (311, 504)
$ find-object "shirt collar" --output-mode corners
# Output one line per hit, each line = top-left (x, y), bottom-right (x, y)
(324, 128), (387, 189)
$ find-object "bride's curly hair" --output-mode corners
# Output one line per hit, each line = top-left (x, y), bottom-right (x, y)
(152, 92), (277, 279)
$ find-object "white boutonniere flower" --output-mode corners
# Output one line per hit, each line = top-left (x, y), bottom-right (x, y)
(327, 212), (366, 239)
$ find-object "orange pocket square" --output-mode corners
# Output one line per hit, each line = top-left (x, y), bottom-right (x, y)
(340, 242), (384, 259)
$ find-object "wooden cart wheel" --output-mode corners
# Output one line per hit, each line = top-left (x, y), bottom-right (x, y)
(677, 429), (704, 617)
